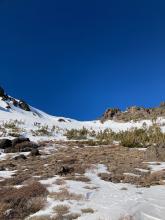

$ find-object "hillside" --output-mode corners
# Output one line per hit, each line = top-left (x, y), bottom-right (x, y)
(0, 86), (165, 142)
(0, 87), (165, 220)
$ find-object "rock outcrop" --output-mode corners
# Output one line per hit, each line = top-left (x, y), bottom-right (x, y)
(0, 86), (31, 112)
(0, 86), (5, 97)
(101, 108), (121, 122)
(0, 139), (12, 149)
(18, 100), (31, 111)
(101, 102), (165, 122)
(1, 138), (39, 153)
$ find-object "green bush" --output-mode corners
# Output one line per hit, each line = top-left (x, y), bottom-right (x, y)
(32, 125), (51, 136)
(65, 127), (89, 140)
(96, 125), (165, 147)
(65, 125), (165, 147)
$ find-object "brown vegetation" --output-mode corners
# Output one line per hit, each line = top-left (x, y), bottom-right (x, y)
(0, 181), (48, 219)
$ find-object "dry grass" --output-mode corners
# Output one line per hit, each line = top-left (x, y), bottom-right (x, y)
(49, 187), (83, 201)
(65, 175), (90, 182)
(0, 140), (164, 219)
(138, 170), (165, 187)
(0, 181), (48, 219)
(29, 216), (51, 220)
(3, 142), (163, 187)
(0, 135), (165, 220)
(63, 213), (81, 219)
(81, 208), (94, 213)
(54, 178), (66, 185)
(119, 215), (135, 220)
(83, 185), (99, 190)
(53, 204), (69, 215)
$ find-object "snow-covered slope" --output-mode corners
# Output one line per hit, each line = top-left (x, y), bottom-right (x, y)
(0, 96), (165, 141)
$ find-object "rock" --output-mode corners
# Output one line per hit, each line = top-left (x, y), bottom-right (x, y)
(0, 139), (12, 149)
(0, 86), (5, 97)
(6, 104), (11, 109)
(18, 100), (30, 111)
(146, 144), (165, 161)
(0, 166), (5, 171)
(13, 154), (27, 160)
(127, 106), (142, 113)
(1, 94), (9, 101)
(101, 108), (121, 122)
(12, 137), (30, 147)
(7, 163), (16, 168)
(5, 141), (39, 153)
(30, 148), (40, 156)
(12, 99), (19, 107)
(58, 118), (66, 122)
(4, 209), (14, 219)
(58, 166), (74, 176)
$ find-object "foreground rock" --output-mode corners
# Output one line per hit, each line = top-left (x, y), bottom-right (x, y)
(13, 154), (27, 160)
(1, 137), (39, 153)
(5, 141), (39, 153)
(30, 148), (40, 156)
(58, 166), (74, 176)
(12, 137), (30, 147)
(0, 139), (12, 149)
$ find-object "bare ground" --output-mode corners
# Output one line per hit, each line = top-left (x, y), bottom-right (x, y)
(0, 141), (165, 219)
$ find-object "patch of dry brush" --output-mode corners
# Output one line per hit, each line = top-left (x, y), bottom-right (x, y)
(0, 181), (48, 219)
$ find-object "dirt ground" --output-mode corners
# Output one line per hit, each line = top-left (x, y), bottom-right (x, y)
(1, 141), (165, 188)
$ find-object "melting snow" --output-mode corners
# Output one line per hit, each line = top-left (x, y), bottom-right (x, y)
(147, 162), (165, 173)
(28, 164), (165, 220)
(0, 170), (16, 179)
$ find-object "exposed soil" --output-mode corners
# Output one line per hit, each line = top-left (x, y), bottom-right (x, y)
(0, 141), (165, 188)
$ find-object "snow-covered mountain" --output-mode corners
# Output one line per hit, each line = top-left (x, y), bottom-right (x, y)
(0, 87), (165, 141)
(1, 88), (165, 220)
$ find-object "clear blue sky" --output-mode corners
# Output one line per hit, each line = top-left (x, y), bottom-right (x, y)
(0, 0), (165, 120)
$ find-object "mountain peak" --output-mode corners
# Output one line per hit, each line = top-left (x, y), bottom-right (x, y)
(0, 86), (30, 112)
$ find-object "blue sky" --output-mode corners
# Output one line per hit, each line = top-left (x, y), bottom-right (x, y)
(0, 0), (165, 120)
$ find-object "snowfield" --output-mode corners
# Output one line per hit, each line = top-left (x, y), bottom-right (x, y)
(28, 164), (165, 220)
(1, 96), (165, 220)
(0, 97), (165, 142)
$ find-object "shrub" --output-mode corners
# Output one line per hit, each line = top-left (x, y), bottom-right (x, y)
(96, 129), (116, 144)
(0, 181), (48, 219)
(53, 205), (69, 215)
(3, 120), (18, 129)
(49, 188), (83, 201)
(32, 125), (51, 136)
(2, 120), (24, 136)
(97, 125), (165, 147)
(65, 127), (89, 140)
(160, 101), (165, 108)
(81, 208), (94, 213)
